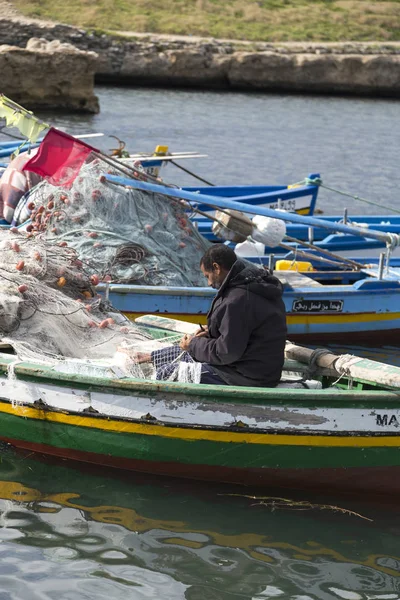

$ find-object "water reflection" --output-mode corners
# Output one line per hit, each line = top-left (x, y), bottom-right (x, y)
(0, 449), (399, 599)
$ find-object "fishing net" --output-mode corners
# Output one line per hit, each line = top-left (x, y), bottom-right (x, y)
(0, 228), (202, 383)
(19, 157), (209, 287)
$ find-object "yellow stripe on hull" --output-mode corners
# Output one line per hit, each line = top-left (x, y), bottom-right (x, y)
(286, 311), (400, 326)
(1, 402), (399, 448)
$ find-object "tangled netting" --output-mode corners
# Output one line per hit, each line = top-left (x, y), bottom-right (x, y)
(23, 157), (209, 287)
(0, 229), (202, 383)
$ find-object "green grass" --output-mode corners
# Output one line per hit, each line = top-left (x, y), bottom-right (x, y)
(12, 0), (400, 42)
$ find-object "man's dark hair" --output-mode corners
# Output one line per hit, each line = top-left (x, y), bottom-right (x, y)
(200, 244), (237, 271)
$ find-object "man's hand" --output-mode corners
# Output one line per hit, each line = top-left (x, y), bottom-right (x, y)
(194, 325), (208, 338)
(180, 333), (194, 351)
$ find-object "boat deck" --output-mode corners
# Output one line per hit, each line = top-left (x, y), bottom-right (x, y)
(276, 270), (323, 288)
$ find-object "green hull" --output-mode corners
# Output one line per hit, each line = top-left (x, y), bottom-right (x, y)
(1, 399), (400, 495)
(1, 354), (400, 495)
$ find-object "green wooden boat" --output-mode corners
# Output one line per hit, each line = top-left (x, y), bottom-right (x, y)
(0, 320), (400, 497)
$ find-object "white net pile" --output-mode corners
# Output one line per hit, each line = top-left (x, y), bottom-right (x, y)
(116, 340), (202, 384)
(22, 158), (209, 287)
(0, 229), (202, 383)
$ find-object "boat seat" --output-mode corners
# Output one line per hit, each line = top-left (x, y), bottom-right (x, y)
(275, 270), (323, 288)
(361, 266), (400, 280)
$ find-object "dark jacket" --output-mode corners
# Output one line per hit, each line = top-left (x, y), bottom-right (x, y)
(188, 259), (287, 387)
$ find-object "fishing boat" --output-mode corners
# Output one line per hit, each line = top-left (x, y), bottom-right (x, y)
(199, 213), (400, 257)
(3, 100), (400, 345)
(0, 131), (320, 217)
(1, 323), (400, 497)
(85, 173), (400, 345)
(3, 152), (397, 345)
(99, 264), (400, 345)
(183, 174), (321, 217)
(1, 133), (396, 259)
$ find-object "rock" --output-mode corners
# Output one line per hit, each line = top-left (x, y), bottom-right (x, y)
(120, 48), (230, 86)
(26, 37), (83, 54)
(227, 51), (400, 96)
(0, 37), (99, 112)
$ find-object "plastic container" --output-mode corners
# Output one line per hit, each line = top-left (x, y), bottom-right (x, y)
(275, 260), (314, 272)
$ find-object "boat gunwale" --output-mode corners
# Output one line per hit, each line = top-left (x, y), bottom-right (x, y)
(101, 282), (400, 298)
(1, 353), (400, 404)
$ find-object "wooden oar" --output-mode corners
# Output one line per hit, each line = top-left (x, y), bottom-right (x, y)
(104, 174), (400, 249)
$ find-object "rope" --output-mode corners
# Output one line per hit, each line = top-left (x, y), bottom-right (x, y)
(320, 182), (400, 215)
(279, 241), (359, 270)
(293, 176), (400, 216)
(332, 353), (362, 390)
(304, 177), (400, 216)
(289, 176), (322, 187)
(283, 235), (364, 269)
(170, 160), (215, 187)
(301, 348), (333, 382)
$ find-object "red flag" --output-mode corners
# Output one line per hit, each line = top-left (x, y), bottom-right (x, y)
(23, 127), (97, 188)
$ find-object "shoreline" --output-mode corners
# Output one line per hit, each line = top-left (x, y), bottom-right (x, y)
(1, 6), (400, 99)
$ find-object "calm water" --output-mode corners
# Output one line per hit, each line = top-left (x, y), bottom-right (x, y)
(1, 447), (400, 600)
(0, 87), (399, 598)
(35, 86), (400, 216)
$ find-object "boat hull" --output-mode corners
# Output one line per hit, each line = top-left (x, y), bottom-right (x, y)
(123, 310), (400, 345)
(5, 436), (400, 496)
(1, 376), (400, 497)
(100, 278), (400, 344)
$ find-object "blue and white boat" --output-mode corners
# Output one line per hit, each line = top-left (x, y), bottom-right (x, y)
(184, 175), (321, 217)
(89, 173), (400, 346)
(98, 258), (400, 346)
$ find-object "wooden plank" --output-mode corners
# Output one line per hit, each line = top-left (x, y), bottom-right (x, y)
(362, 267), (400, 281)
(135, 315), (198, 334)
(275, 270), (323, 288)
(124, 154), (208, 162)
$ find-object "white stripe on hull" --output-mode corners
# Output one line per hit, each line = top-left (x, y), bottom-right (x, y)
(1, 377), (399, 434)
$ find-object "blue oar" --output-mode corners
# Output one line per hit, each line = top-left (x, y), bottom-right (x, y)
(105, 173), (400, 248)
(0, 142), (40, 158)
(0, 138), (42, 149)
(0, 140), (27, 148)
(0, 133), (104, 157)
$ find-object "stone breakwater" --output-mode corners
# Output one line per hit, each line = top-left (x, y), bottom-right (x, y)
(0, 37), (99, 113)
(1, 17), (400, 99)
